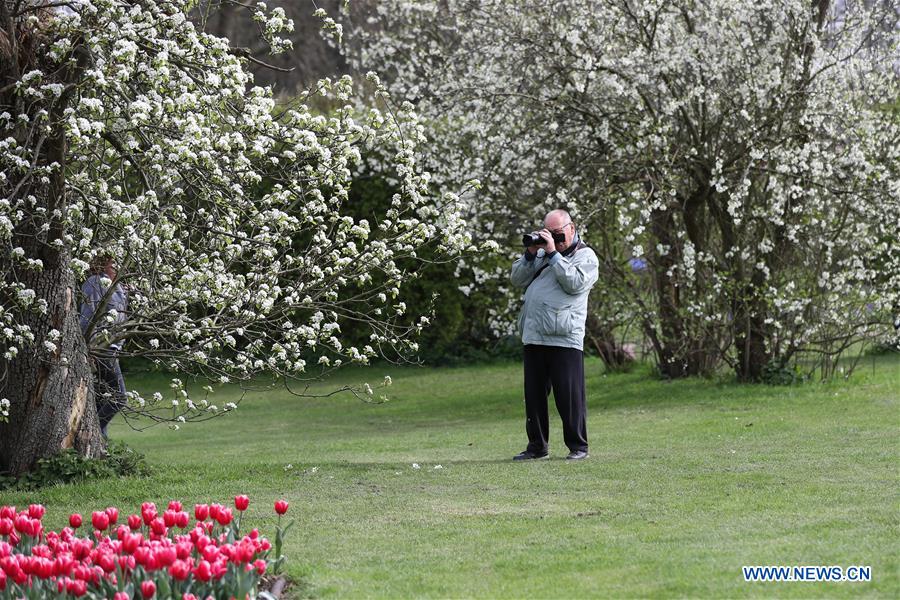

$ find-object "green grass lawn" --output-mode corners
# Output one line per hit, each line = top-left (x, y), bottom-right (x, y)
(3, 355), (898, 598)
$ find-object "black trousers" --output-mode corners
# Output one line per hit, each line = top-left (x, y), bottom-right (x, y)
(95, 354), (126, 435)
(523, 344), (588, 454)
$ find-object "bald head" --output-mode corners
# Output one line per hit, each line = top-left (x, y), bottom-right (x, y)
(542, 209), (576, 252)
(543, 209), (571, 229)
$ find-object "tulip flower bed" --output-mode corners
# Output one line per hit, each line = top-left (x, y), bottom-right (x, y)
(0, 496), (291, 599)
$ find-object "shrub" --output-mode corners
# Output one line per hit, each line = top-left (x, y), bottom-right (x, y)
(0, 443), (151, 491)
(761, 359), (805, 386)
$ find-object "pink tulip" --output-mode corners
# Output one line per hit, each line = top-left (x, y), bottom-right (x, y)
(91, 511), (109, 531)
(27, 504), (45, 520)
(194, 504), (209, 521)
(150, 517), (166, 536)
(163, 510), (177, 528)
(123, 533), (141, 554)
(169, 559), (190, 581)
(175, 511), (189, 529)
(193, 559), (212, 582)
(97, 553), (116, 574)
(215, 508), (233, 526)
(141, 503), (157, 525)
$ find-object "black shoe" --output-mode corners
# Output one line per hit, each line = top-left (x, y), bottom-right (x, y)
(566, 450), (589, 461)
(513, 450), (549, 461)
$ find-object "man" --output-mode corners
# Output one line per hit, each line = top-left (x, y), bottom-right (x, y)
(510, 209), (599, 460)
(79, 254), (128, 438)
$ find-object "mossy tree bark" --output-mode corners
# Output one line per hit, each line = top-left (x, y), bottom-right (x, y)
(0, 250), (105, 476)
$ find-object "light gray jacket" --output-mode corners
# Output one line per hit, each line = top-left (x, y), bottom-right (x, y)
(79, 275), (128, 350)
(510, 239), (599, 350)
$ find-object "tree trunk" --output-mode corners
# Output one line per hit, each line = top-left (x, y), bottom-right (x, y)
(0, 21), (104, 475)
(648, 205), (695, 378)
(586, 313), (634, 372)
(0, 251), (106, 477)
(733, 273), (770, 382)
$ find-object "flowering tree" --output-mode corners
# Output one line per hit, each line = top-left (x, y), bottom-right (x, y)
(343, 0), (900, 380)
(0, 0), (470, 476)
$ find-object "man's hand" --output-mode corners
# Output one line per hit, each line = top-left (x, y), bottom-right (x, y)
(527, 229), (555, 255)
(537, 229), (555, 253)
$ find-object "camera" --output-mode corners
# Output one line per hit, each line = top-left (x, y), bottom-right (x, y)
(522, 232), (566, 247)
(522, 233), (545, 247)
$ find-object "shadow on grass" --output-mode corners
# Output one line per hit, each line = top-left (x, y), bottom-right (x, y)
(282, 457), (596, 470)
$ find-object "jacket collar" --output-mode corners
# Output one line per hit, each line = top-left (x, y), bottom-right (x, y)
(560, 233), (581, 257)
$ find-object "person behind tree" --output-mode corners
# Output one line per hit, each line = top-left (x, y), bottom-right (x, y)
(79, 253), (128, 438)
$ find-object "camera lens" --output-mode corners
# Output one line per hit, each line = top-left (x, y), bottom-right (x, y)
(522, 233), (545, 247)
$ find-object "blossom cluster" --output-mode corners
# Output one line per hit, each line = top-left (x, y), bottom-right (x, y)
(0, 496), (290, 598)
